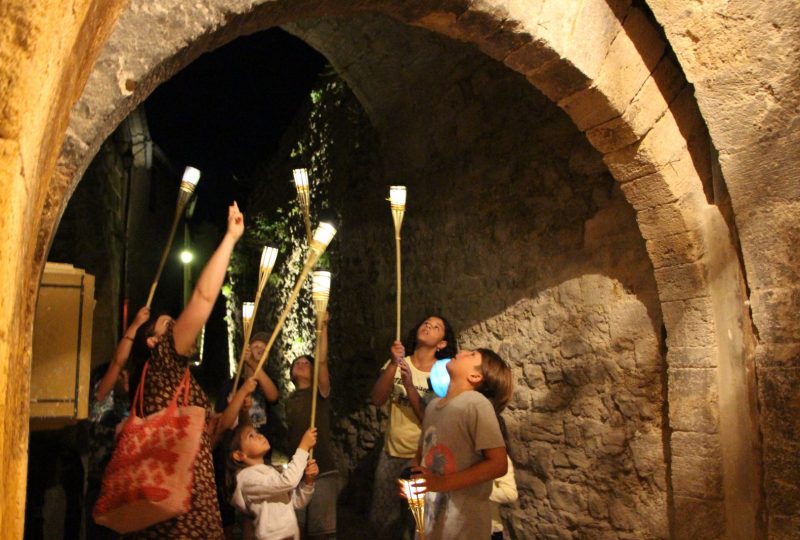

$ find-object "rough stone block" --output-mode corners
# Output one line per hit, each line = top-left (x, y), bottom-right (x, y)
(672, 457), (725, 503)
(737, 201), (800, 291)
(768, 514), (800, 540)
(758, 367), (800, 445)
(455, 6), (531, 61)
(755, 342), (800, 369)
(645, 227), (707, 269)
(635, 190), (707, 241)
(628, 429), (664, 476)
(564, 0), (625, 80)
(672, 496), (726, 540)
(667, 347), (717, 369)
(671, 430), (721, 460)
(526, 57), (593, 103)
(661, 297), (716, 349)
(563, 8), (666, 132)
(586, 56), (684, 154)
(607, 299), (650, 344)
(750, 287), (800, 343)
(503, 38), (561, 73)
(559, 84), (620, 133)
(548, 480), (587, 514)
(618, 151), (702, 211)
(532, 0), (584, 56)
(653, 261), (709, 302)
(604, 110), (690, 182)
(668, 368), (719, 433)
(763, 448), (800, 518)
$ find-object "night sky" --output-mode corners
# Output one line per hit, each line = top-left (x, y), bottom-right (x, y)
(142, 29), (327, 385)
(145, 28), (326, 223)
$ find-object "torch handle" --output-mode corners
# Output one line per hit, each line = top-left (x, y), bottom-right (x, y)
(232, 270), (270, 392)
(146, 206), (185, 309)
(253, 250), (321, 375)
(395, 234), (402, 341)
(303, 211), (313, 246)
(308, 320), (325, 459)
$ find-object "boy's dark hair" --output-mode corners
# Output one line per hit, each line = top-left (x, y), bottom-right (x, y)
(289, 355), (314, 383)
(405, 315), (458, 359)
(250, 331), (270, 345)
(475, 348), (513, 413)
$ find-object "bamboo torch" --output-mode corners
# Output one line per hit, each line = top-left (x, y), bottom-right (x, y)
(309, 270), (331, 458)
(146, 166), (201, 308)
(400, 467), (425, 539)
(389, 186), (407, 341)
(293, 168), (313, 244)
(232, 246), (278, 391)
(252, 222), (337, 374)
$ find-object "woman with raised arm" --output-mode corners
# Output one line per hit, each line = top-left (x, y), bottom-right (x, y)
(124, 202), (244, 540)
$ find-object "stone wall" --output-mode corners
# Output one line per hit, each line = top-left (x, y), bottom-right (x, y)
(282, 24), (669, 538)
(644, 2), (800, 536)
(49, 127), (128, 369)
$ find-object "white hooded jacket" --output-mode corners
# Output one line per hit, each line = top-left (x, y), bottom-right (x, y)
(231, 448), (315, 540)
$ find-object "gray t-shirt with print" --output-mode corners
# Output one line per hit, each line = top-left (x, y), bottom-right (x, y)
(419, 391), (505, 539)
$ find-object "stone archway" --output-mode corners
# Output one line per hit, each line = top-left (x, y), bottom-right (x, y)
(1, 1), (765, 538)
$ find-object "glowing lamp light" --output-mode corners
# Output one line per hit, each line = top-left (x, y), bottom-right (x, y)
(312, 271), (332, 298)
(179, 250), (194, 264)
(399, 466), (426, 538)
(310, 222), (337, 253)
(429, 358), (452, 398)
(260, 246), (278, 273)
(242, 302), (255, 323)
(145, 165), (202, 308)
(292, 168), (309, 189)
(389, 185), (407, 207)
(180, 166), (201, 193)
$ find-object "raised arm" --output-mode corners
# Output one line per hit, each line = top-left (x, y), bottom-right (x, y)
(398, 360), (425, 422)
(370, 340), (404, 406)
(240, 448), (310, 502)
(96, 306), (150, 402)
(211, 377), (257, 447)
(245, 356), (279, 403)
(317, 312), (330, 398)
(172, 202), (243, 355)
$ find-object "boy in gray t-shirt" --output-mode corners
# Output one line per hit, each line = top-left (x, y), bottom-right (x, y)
(410, 349), (513, 539)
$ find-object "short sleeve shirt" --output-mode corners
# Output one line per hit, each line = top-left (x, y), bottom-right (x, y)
(382, 357), (436, 458)
(420, 391), (505, 539)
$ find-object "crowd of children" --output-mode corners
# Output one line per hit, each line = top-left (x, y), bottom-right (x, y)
(85, 203), (516, 540)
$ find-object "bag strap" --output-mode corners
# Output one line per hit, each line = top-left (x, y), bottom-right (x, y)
(169, 367), (193, 408)
(130, 362), (193, 416)
(130, 361), (150, 418)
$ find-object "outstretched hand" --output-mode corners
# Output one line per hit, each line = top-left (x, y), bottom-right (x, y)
(226, 201), (244, 241)
(132, 306), (150, 327)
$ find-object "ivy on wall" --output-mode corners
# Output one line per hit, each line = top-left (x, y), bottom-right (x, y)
(223, 70), (348, 434)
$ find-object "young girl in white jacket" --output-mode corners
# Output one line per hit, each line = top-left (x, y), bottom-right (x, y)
(230, 424), (319, 540)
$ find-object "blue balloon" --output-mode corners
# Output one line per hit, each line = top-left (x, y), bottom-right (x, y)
(429, 358), (452, 398)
